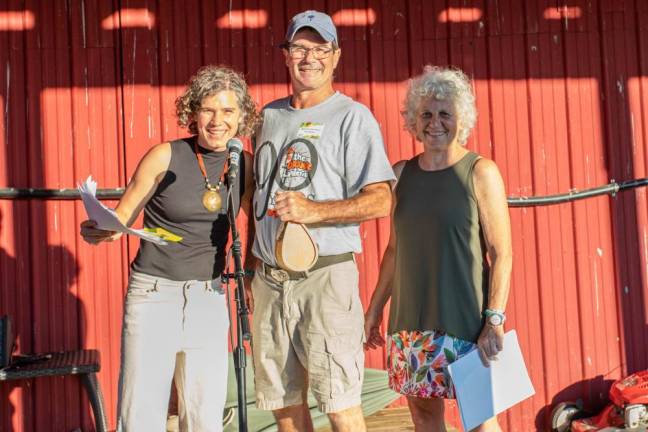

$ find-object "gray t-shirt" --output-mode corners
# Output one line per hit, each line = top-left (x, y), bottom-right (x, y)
(252, 92), (395, 265)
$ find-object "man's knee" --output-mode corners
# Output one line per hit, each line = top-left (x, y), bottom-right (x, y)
(327, 405), (366, 432)
(273, 403), (314, 432)
(273, 403), (308, 420)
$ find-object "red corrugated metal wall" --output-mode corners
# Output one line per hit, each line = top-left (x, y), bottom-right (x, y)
(1, 1), (647, 431)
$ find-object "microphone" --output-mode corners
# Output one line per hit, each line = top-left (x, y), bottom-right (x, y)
(226, 138), (243, 182)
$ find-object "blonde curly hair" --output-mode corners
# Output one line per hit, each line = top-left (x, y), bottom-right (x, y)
(402, 65), (477, 145)
(175, 65), (260, 137)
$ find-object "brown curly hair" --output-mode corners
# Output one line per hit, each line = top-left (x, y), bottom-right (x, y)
(175, 65), (260, 137)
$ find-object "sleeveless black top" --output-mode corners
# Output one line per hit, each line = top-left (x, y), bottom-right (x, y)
(131, 137), (245, 281)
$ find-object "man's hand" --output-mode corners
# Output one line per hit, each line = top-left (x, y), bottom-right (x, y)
(364, 309), (385, 350)
(274, 191), (320, 224)
(477, 324), (504, 367)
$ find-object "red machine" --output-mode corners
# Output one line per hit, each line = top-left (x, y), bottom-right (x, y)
(552, 370), (648, 431)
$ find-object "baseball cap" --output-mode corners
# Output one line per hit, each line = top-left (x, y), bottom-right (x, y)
(285, 10), (338, 44)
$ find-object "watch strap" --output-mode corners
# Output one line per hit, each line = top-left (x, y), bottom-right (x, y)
(484, 309), (506, 325)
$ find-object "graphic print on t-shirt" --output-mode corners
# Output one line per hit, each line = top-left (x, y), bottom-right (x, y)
(254, 123), (322, 221)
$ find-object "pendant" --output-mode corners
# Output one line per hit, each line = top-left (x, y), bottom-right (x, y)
(202, 189), (222, 212)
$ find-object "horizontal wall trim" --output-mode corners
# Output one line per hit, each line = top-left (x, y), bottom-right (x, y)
(3, 177), (648, 206)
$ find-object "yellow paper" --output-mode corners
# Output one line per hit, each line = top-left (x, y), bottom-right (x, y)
(143, 227), (183, 243)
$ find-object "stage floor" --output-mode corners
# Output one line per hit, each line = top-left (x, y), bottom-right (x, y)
(167, 406), (459, 431)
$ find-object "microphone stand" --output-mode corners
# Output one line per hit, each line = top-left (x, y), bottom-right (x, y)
(223, 175), (251, 432)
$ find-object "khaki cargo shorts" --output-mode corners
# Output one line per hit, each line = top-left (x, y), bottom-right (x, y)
(251, 259), (365, 413)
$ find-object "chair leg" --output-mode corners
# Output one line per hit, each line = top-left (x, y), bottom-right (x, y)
(81, 373), (108, 432)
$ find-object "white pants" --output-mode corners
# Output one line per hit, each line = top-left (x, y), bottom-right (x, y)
(116, 271), (230, 432)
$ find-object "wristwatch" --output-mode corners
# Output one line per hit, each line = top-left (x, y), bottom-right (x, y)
(484, 309), (506, 326)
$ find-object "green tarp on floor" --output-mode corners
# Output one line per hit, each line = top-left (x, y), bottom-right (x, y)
(223, 356), (400, 432)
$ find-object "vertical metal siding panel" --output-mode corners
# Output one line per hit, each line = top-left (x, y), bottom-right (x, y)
(561, 0), (621, 406)
(567, 3), (621, 417)
(635, 0), (648, 368)
(0, 1), (35, 430)
(266, 0), (292, 107)
(565, 28), (597, 396)
(601, 2), (642, 372)
(425, 1), (451, 73)
(627, 0), (648, 370)
(158, 1), (196, 142)
(177, 0), (204, 78)
(0, 16), (11, 428)
(600, 0), (637, 380)
(602, 1), (645, 372)
(26, 1), (53, 428)
(214, 3), (234, 79)
(25, 1), (59, 429)
(554, 11), (587, 402)
(483, 16), (548, 429)
(527, 30), (564, 424)
(72, 0), (126, 427)
(65, 2), (90, 428)
(2, 4), (125, 430)
(157, 2), (185, 144)
(0, 10), (7, 429)
(469, 47), (490, 162)
(564, 22), (622, 411)
(405, 0), (423, 96)
(599, 0), (645, 375)
(591, 0), (624, 390)
(402, 0), (425, 160)
(240, 0), (264, 110)
(228, 0), (247, 77)
(260, 0), (289, 107)
(199, 1), (218, 67)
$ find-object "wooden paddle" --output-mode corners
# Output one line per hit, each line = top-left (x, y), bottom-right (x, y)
(275, 221), (318, 272)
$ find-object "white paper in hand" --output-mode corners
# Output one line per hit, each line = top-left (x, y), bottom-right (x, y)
(447, 330), (534, 431)
(77, 176), (168, 245)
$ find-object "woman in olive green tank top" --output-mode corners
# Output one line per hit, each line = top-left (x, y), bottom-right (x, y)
(365, 66), (513, 432)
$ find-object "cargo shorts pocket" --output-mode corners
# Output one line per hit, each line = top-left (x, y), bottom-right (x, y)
(307, 332), (362, 400)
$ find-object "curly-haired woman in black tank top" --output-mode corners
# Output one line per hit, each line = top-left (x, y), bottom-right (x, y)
(80, 65), (259, 431)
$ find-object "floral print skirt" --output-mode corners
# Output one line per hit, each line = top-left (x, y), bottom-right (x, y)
(387, 329), (476, 399)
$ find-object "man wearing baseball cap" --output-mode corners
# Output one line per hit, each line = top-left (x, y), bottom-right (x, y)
(247, 9), (395, 432)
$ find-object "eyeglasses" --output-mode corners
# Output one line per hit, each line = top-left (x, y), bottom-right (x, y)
(283, 43), (335, 60)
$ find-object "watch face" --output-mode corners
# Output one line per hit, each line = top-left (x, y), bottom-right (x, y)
(488, 314), (503, 326)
